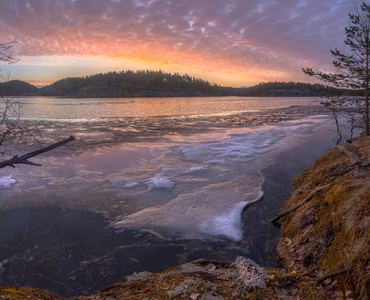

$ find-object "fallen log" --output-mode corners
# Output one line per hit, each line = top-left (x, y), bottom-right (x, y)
(0, 135), (75, 169)
(270, 183), (334, 226)
(326, 168), (351, 177)
(317, 264), (355, 283)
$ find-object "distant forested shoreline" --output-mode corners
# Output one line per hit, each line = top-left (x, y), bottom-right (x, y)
(0, 70), (328, 97)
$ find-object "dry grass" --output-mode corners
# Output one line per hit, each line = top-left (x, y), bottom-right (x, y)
(0, 287), (63, 299)
(279, 135), (370, 299)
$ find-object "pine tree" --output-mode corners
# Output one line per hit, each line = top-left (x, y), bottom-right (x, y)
(303, 2), (370, 137)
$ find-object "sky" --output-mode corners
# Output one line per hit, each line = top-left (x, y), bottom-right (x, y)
(0, 0), (361, 87)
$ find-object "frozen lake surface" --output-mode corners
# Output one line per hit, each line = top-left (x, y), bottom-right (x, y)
(0, 96), (336, 296)
(1, 97), (329, 241)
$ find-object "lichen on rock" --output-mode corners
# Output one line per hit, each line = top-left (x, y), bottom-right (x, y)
(230, 256), (268, 290)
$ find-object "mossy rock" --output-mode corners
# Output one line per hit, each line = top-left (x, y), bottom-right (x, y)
(0, 287), (63, 299)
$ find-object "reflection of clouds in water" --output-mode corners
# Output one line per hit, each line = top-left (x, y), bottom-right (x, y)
(17, 97), (318, 120)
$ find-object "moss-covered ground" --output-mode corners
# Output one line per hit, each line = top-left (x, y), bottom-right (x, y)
(279, 135), (369, 299)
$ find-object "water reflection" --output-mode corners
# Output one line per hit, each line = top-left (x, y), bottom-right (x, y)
(18, 96), (316, 120)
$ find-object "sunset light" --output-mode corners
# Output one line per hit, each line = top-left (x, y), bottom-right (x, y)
(1, 1), (369, 297)
(0, 0), (354, 87)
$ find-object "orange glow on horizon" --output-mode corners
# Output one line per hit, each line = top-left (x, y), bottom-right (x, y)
(0, 0), (350, 88)
(17, 43), (294, 88)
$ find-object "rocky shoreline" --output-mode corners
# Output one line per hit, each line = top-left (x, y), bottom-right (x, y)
(1, 134), (369, 299)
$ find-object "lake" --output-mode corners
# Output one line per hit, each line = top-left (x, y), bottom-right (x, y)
(17, 96), (317, 119)
(0, 96), (335, 296)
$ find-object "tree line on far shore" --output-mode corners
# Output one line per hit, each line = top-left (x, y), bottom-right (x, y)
(0, 70), (329, 98)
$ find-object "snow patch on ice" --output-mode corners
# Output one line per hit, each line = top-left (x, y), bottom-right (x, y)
(0, 175), (16, 188)
(124, 181), (139, 188)
(146, 170), (174, 191)
(181, 129), (282, 164)
(109, 178), (139, 188)
(184, 166), (208, 174)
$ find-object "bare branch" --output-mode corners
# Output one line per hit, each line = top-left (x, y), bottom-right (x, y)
(0, 38), (19, 64)
(270, 183), (334, 226)
(318, 264), (356, 283)
(0, 135), (75, 169)
(0, 39), (74, 167)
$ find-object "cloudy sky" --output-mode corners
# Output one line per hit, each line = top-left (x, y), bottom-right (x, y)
(0, 0), (359, 87)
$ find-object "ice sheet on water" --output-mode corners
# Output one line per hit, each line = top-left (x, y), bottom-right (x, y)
(199, 193), (263, 241)
(278, 116), (329, 134)
(182, 115), (331, 164)
(116, 174), (263, 241)
(115, 118), (335, 241)
(63, 115), (332, 242)
(182, 129), (281, 163)
(0, 175), (16, 188)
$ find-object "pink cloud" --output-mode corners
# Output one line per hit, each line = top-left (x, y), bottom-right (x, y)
(0, 0), (355, 86)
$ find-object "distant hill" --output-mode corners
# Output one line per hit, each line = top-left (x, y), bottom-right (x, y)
(234, 81), (326, 97)
(41, 70), (232, 97)
(0, 71), (332, 98)
(0, 80), (39, 96)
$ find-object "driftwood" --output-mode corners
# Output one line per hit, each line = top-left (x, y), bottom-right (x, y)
(317, 264), (355, 283)
(334, 144), (370, 171)
(270, 183), (334, 226)
(0, 135), (75, 169)
(336, 145), (361, 166)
